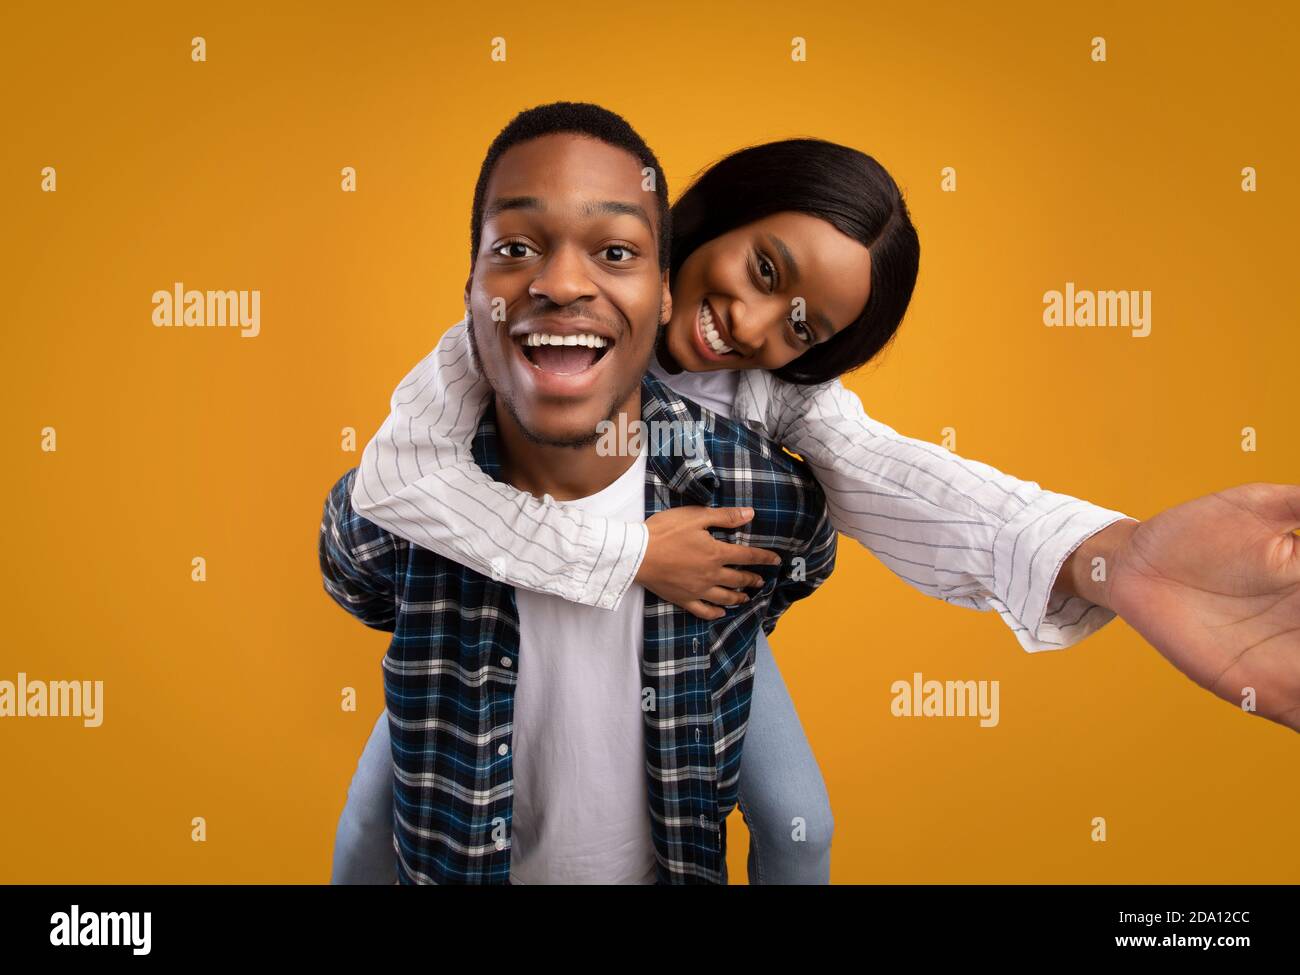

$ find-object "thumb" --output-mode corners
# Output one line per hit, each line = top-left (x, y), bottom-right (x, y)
(1221, 483), (1300, 586)
(704, 506), (755, 529)
(1217, 483), (1300, 533)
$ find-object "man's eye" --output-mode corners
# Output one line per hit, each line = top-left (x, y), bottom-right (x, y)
(494, 241), (538, 259)
(601, 245), (636, 262)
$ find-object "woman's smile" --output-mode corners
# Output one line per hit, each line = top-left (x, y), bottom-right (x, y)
(695, 299), (740, 360)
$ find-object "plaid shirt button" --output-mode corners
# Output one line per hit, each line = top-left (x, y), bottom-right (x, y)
(501, 656), (512, 668)
(497, 743), (509, 756)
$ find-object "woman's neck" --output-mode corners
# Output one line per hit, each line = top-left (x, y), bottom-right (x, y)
(653, 330), (684, 375)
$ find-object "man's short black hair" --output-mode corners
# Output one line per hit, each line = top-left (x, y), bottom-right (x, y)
(469, 101), (671, 270)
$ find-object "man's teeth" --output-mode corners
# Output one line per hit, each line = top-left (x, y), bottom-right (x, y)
(700, 303), (733, 354)
(521, 333), (609, 348)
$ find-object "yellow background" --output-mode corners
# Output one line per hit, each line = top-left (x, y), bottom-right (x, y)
(2, 0), (1296, 883)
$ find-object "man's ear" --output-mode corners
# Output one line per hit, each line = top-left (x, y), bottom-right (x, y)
(659, 270), (672, 326)
(463, 275), (472, 319)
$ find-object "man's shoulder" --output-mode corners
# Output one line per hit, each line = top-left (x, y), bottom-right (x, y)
(328, 467), (411, 553)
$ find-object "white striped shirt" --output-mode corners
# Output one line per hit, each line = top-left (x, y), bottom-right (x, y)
(351, 317), (1132, 652)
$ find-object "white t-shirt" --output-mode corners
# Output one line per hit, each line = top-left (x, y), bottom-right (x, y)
(508, 447), (656, 884)
(649, 356), (738, 420)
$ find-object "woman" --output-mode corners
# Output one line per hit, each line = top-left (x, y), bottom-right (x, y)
(337, 138), (1300, 884)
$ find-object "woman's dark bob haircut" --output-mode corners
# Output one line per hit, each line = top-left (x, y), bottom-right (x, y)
(669, 138), (920, 385)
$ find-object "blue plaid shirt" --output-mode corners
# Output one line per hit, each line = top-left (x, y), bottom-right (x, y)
(319, 372), (837, 884)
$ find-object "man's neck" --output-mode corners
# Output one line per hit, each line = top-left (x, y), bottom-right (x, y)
(494, 392), (643, 501)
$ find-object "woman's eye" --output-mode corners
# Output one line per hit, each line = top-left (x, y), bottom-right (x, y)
(756, 253), (777, 290)
(495, 241), (538, 259)
(789, 317), (814, 344)
(601, 245), (635, 262)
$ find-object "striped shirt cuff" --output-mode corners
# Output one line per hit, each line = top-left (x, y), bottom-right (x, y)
(574, 520), (650, 611)
(992, 493), (1133, 652)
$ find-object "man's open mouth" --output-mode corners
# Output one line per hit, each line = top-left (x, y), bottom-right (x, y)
(517, 332), (614, 375)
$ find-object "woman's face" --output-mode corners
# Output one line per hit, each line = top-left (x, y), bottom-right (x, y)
(664, 211), (874, 373)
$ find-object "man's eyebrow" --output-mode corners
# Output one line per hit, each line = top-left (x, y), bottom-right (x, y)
(483, 195), (544, 221)
(581, 199), (653, 234)
(483, 196), (653, 237)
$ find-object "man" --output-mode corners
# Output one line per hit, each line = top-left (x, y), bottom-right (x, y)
(318, 102), (837, 884)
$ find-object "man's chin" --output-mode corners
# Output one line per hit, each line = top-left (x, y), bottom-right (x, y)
(515, 422), (603, 449)
(505, 404), (606, 449)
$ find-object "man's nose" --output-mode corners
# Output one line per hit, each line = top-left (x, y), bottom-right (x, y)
(528, 244), (596, 306)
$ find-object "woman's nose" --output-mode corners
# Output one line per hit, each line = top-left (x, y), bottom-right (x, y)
(725, 306), (765, 356)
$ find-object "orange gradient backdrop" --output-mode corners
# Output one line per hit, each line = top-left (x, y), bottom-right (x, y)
(2, 0), (1296, 883)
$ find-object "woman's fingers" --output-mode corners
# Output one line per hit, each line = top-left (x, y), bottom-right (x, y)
(701, 586), (749, 607)
(715, 567), (765, 590)
(693, 506), (755, 529)
(683, 600), (726, 621)
(714, 539), (782, 567)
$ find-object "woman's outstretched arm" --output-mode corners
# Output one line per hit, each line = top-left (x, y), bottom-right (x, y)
(758, 375), (1300, 730)
(760, 375), (1132, 652)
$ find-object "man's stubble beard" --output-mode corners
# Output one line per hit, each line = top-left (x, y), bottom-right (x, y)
(466, 306), (661, 449)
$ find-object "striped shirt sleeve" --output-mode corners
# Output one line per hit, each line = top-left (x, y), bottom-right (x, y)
(349, 318), (648, 612)
(770, 377), (1133, 652)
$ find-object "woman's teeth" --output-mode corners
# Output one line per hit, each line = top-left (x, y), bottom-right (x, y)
(700, 303), (733, 355)
(522, 332), (608, 348)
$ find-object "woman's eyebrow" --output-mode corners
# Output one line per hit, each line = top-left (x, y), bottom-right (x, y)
(810, 310), (833, 343)
(766, 233), (833, 341)
(766, 233), (801, 285)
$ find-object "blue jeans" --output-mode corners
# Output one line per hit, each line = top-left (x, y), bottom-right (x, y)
(330, 630), (833, 884)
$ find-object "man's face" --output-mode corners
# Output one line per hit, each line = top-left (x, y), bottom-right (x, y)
(467, 133), (670, 447)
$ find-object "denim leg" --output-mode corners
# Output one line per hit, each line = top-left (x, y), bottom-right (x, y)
(330, 708), (398, 885)
(734, 630), (833, 884)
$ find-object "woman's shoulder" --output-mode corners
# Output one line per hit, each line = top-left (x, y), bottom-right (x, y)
(738, 370), (856, 441)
